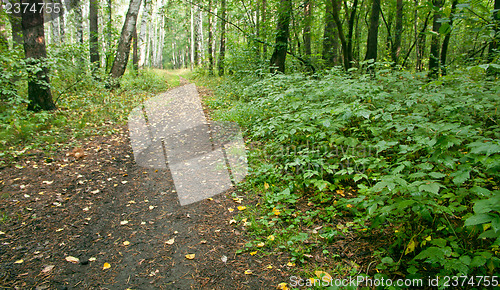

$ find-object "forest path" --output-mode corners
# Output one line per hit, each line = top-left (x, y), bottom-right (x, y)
(0, 78), (288, 289)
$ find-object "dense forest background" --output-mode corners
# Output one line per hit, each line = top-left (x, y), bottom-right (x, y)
(1, 0), (499, 286)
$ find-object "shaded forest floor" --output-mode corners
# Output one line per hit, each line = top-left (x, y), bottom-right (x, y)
(0, 80), (293, 289)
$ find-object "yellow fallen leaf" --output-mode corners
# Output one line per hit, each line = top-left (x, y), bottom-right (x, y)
(0, 231), (5, 235)
(41, 265), (55, 273)
(257, 242), (265, 247)
(244, 269), (252, 275)
(346, 204), (353, 208)
(123, 241), (130, 246)
(405, 239), (416, 255)
(89, 257), (96, 262)
(120, 220), (129, 225)
(250, 251), (257, 256)
(267, 235), (275, 241)
(228, 208), (234, 212)
(286, 262), (295, 267)
(272, 207), (281, 216)
(185, 254), (195, 260)
(207, 198), (213, 201)
(229, 219), (237, 225)
(65, 256), (79, 263)
(277, 282), (289, 290)
(149, 205), (155, 210)
(103, 262), (111, 270)
(14, 259), (24, 264)
(266, 265), (273, 269)
(315, 270), (333, 283)
(237, 206), (247, 211)
(264, 183), (269, 190)
(166, 238), (175, 245)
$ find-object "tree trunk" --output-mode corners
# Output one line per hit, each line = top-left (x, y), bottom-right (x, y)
(22, 0), (56, 111)
(218, 0), (226, 76)
(59, 3), (65, 43)
(50, 0), (60, 43)
(105, 0), (113, 72)
(346, 0), (359, 69)
(428, 0), (444, 78)
(331, 0), (349, 70)
(132, 27), (139, 72)
(391, 0), (403, 65)
(208, 0), (214, 74)
(138, 0), (151, 68)
(322, 0), (338, 67)
(109, 0), (142, 79)
(89, 0), (100, 72)
(303, 0), (312, 57)
(9, 6), (23, 49)
(488, 0), (500, 62)
(365, 0), (381, 62)
(269, 0), (292, 73)
(440, 0), (458, 75)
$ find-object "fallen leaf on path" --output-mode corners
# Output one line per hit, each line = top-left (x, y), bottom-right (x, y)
(221, 255), (227, 263)
(65, 256), (79, 263)
(237, 206), (247, 211)
(200, 240), (207, 244)
(286, 262), (295, 267)
(244, 270), (252, 275)
(250, 251), (257, 256)
(233, 197), (242, 203)
(185, 254), (195, 260)
(165, 238), (175, 245)
(89, 257), (96, 262)
(266, 265), (273, 269)
(103, 262), (111, 270)
(120, 220), (129, 225)
(42, 180), (54, 185)
(0, 231), (5, 235)
(228, 208), (234, 212)
(149, 205), (155, 210)
(277, 282), (289, 290)
(256, 242), (265, 247)
(264, 183), (269, 190)
(267, 235), (275, 241)
(315, 271), (333, 283)
(14, 259), (24, 264)
(41, 265), (55, 273)
(123, 241), (130, 246)
(272, 207), (281, 216)
(229, 219), (237, 225)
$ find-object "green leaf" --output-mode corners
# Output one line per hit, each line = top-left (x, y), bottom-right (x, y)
(464, 213), (493, 226)
(470, 255), (487, 268)
(452, 170), (470, 185)
(419, 182), (443, 194)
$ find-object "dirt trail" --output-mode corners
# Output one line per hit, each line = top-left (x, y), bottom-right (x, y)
(0, 83), (290, 289)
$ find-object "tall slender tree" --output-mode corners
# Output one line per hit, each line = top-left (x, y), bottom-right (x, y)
(303, 0), (312, 57)
(488, 0), (500, 62)
(22, 0), (56, 111)
(208, 0), (214, 75)
(89, 0), (100, 73)
(218, 0), (226, 76)
(110, 0), (142, 79)
(138, 0), (151, 68)
(391, 0), (403, 65)
(428, 0), (444, 78)
(269, 0), (292, 73)
(365, 0), (381, 62)
(322, 0), (338, 67)
(440, 0), (458, 75)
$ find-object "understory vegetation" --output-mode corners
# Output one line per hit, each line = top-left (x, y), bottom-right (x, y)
(0, 46), (179, 165)
(203, 65), (500, 286)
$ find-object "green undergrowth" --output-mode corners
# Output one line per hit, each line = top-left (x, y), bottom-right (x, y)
(0, 52), (174, 165)
(203, 66), (500, 288)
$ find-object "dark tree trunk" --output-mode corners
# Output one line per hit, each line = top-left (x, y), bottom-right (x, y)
(208, 0), (214, 75)
(346, 0), (359, 69)
(8, 0), (23, 49)
(105, 0), (113, 72)
(440, 0), (458, 75)
(218, 0), (226, 76)
(89, 0), (100, 72)
(132, 27), (138, 72)
(391, 0), (403, 65)
(322, 0), (339, 67)
(331, 0), (349, 70)
(365, 0), (381, 62)
(269, 0), (292, 73)
(110, 0), (142, 79)
(303, 0), (312, 57)
(21, 0), (56, 111)
(428, 0), (444, 78)
(488, 0), (500, 62)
